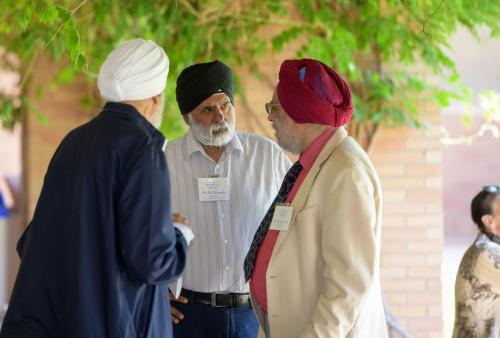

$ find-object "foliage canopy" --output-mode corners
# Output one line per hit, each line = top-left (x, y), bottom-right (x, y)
(0, 0), (499, 141)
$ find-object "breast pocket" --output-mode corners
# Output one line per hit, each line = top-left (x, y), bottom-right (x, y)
(294, 204), (320, 228)
(291, 205), (322, 252)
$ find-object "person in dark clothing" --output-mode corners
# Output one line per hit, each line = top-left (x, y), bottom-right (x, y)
(0, 38), (192, 338)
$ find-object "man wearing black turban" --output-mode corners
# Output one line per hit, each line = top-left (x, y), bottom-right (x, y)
(164, 60), (292, 338)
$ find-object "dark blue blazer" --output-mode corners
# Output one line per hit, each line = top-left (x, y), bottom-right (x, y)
(0, 102), (187, 338)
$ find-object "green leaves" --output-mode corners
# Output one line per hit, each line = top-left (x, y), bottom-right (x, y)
(20, 1), (34, 31)
(435, 90), (451, 107)
(55, 5), (71, 23)
(63, 18), (87, 70)
(39, 3), (59, 25)
(0, 0), (499, 137)
(461, 113), (473, 129)
(0, 98), (14, 125)
(272, 26), (302, 52)
(0, 96), (23, 129)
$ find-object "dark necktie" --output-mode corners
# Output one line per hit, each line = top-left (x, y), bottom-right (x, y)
(244, 161), (303, 281)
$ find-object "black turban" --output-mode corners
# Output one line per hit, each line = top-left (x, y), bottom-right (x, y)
(176, 60), (234, 114)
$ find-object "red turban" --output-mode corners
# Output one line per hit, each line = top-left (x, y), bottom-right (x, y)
(277, 59), (353, 127)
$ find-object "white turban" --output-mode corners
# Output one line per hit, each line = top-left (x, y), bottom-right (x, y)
(97, 38), (169, 102)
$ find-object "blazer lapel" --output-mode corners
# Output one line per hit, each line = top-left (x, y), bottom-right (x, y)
(271, 127), (348, 255)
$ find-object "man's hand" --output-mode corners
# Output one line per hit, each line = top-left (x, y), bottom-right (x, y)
(171, 212), (194, 245)
(169, 212), (192, 324)
(172, 212), (188, 225)
(169, 291), (189, 324)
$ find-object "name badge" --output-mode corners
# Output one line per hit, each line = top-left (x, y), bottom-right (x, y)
(269, 204), (293, 231)
(198, 177), (229, 201)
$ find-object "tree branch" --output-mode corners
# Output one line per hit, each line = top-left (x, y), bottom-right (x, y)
(19, 45), (41, 90)
(42, 0), (88, 51)
(177, 0), (201, 18)
(422, 0), (446, 39)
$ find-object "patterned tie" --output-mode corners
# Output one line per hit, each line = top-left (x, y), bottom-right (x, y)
(244, 161), (303, 281)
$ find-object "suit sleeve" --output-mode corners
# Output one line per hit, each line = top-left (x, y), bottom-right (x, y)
(118, 140), (188, 285)
(301, 165), (380, 337)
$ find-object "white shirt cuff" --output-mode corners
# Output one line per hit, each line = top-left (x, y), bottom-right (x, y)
(173, 222), (194, 245)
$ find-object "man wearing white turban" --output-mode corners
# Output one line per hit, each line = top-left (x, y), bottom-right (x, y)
(0, 38), (192, 338)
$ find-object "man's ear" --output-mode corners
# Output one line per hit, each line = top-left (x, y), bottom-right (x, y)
(152, 94), (161, 104)
(182, 114), (190, 125)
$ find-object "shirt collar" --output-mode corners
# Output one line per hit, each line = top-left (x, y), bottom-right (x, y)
(101, 102), (165, 146)
(298, 127), (337, 171)
(185, 128), (244, 160)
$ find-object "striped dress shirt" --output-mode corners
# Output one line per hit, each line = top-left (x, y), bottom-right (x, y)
(165, 129), (291, 293)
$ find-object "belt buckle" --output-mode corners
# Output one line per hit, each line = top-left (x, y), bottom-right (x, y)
(235, 293), (249, 306)
(211, 291), (230, 307)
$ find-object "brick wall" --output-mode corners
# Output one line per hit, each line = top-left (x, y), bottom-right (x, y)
(370, 114), (444, 338)
(25, 56), (94, 217)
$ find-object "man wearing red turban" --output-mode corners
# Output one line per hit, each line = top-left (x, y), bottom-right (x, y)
(244, 59), (388, 338)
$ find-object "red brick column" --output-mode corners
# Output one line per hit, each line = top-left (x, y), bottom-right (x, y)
(25, 56), (94, 217)
(370, 113), (443, 338)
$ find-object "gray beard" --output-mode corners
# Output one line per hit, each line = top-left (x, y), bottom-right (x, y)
(274, 122), (302, 154)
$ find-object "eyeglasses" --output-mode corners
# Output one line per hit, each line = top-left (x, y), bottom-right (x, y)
(265, 102), (281, 115)
(483, 185), (500, 193)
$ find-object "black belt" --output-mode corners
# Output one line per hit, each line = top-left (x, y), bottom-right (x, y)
(180, 288), (251, 308)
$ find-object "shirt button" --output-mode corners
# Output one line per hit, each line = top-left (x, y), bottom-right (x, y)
(224, 239), (228, 244)
(226, 266), (230, 271)
(220, 213), (224, 218)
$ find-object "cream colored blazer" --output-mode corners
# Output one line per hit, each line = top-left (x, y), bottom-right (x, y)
(252, 128), (388, 338)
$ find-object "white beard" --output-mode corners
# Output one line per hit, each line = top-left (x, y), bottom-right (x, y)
(188, 114), (235, 147)
(151, 95), (165, 129)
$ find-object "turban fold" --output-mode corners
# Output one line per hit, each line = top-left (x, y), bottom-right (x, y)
(277, 59), (352, 127)
(176, 60), (234, 114)
(98, 38), (169, 102)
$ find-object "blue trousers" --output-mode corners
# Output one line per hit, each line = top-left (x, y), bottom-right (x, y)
(173, 302), (258, 338)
